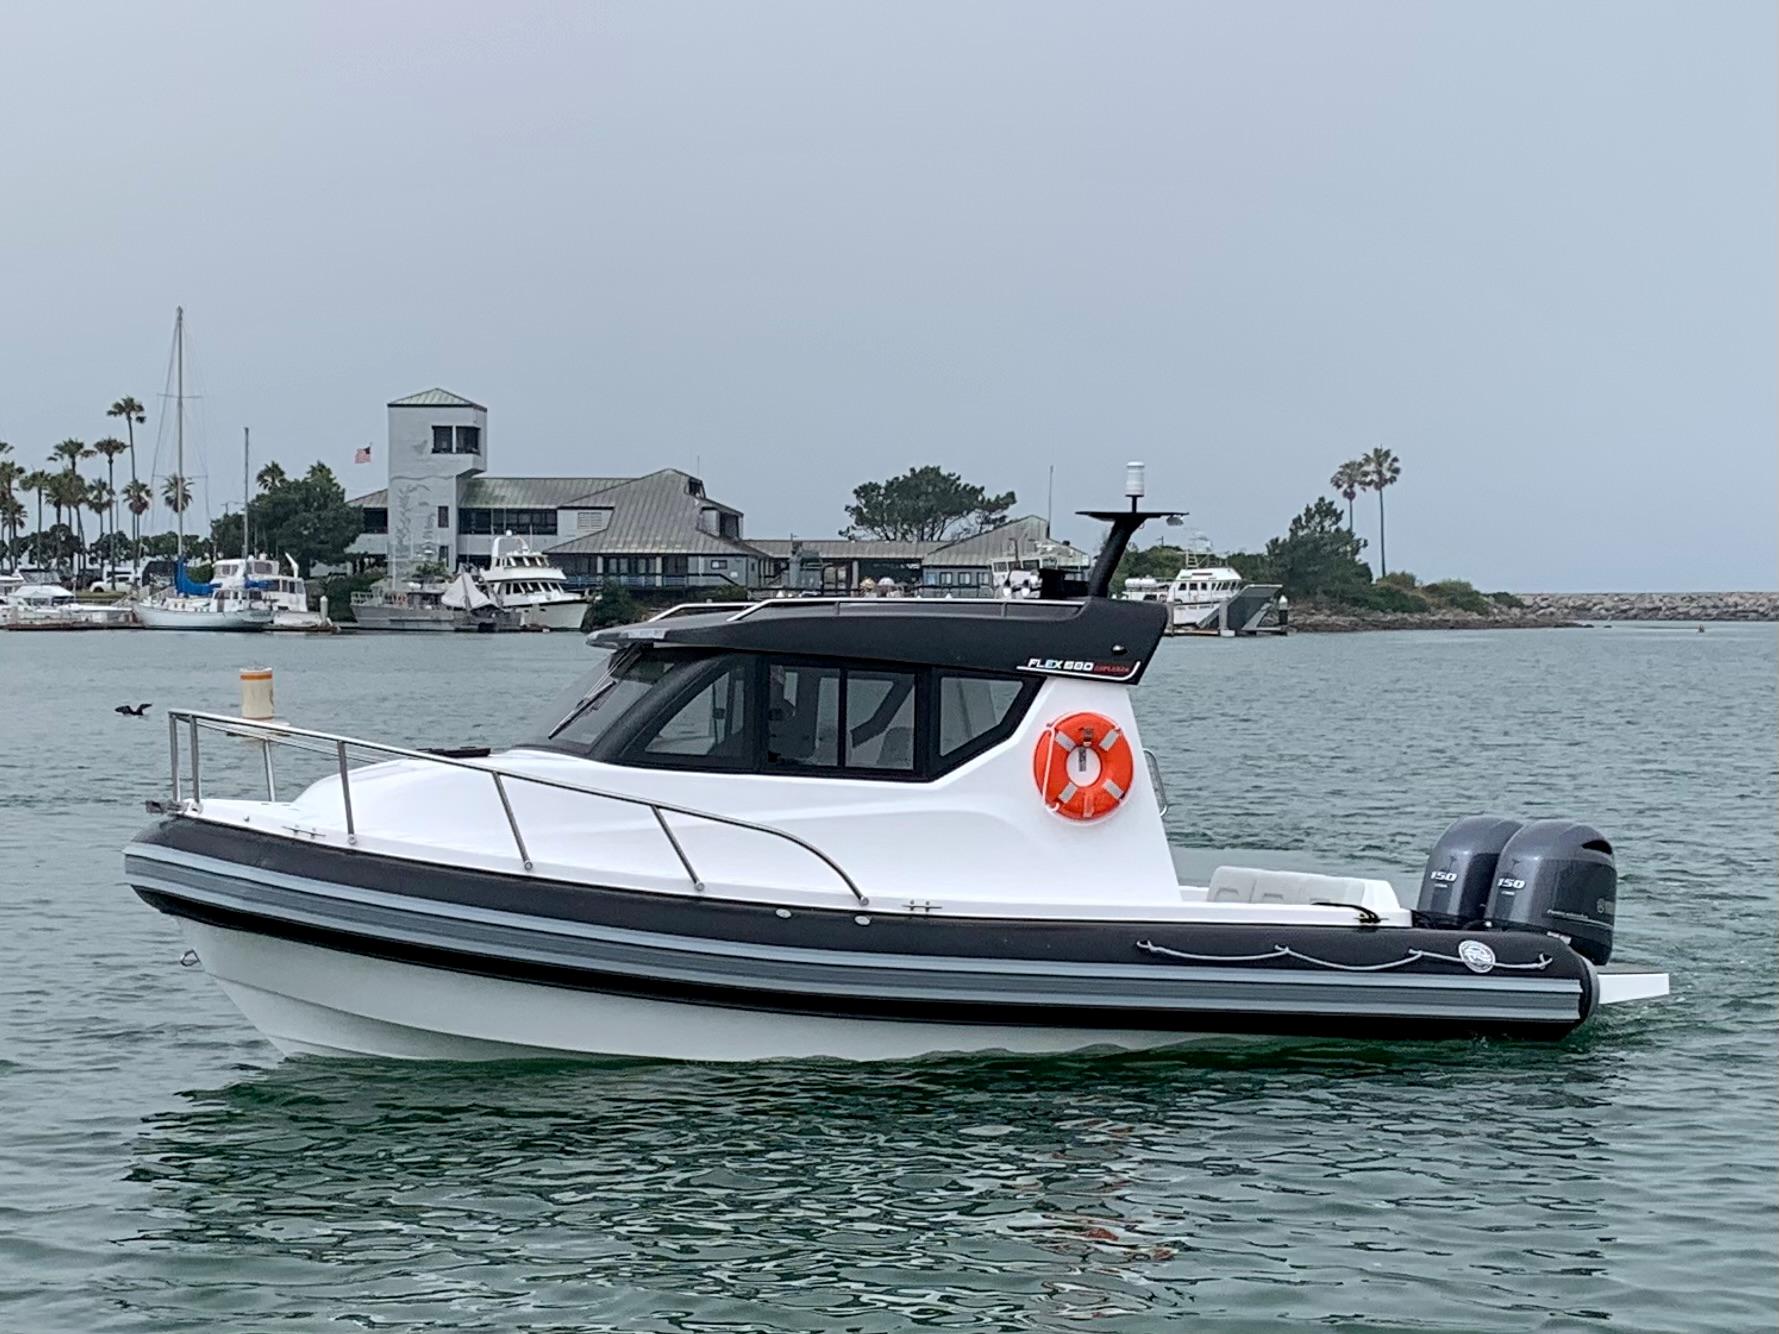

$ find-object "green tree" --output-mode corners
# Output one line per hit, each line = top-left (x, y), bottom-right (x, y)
(842, 466), (1016, 542)
(256, 460), (287, 492)
(1228, 498), (1371, 601)
(107, 396), (147, 564)
(1330, 459), (1365, 532)
(1114, 542), (1189, 588)
(582, 582), (643, 630)
(161, 473), (193, 516)
(1359, 446), (1402, 576)
(207, 460), (360, 576)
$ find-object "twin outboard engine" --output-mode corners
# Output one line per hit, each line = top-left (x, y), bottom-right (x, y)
(1416, 816), (1617, 965)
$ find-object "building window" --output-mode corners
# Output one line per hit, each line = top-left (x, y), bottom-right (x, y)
(939, 571), (953, 586)
(432, 426), (453, 453)
(362, 507), (388, 534)
(709, 559), (727, 571)
(458, 507), (557, 536)
(437, 545), (450, 564)
(719, 513), (740, 540)
(455, 425), (480, 454)
(663, 555), (689, 577)
(437, 505), (450, 531)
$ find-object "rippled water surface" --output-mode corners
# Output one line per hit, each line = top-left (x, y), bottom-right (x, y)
(2, 625), (1774, 1331)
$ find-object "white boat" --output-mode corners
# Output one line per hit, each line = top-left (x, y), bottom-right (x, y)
(479, 534), (589, 630)
(1123, 537), (1282, 636)
(132, 314), (273, 633)
(123, 467), (1669, 1062)
(4, 581), (135, 629)
(134, 581), (274, 632)
(213, 556), (329, 631)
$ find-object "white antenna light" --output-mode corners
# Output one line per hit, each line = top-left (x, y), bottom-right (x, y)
(1124, 461), (1146, 501)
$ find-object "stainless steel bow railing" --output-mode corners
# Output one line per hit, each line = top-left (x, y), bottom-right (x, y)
(158, 709), (867, 904)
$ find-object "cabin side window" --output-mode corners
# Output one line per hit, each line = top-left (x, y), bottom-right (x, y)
(937, 673), (1033, 765)
(637, 658), (754, 768)
(763, 664), (917, 774)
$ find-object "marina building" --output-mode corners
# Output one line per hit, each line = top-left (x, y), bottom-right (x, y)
(347, 389), (1091, 593)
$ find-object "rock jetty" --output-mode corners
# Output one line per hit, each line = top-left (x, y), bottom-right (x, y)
(1512, 591), (1779, 622)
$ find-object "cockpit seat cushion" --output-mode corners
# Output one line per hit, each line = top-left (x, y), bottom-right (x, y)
(1207, 865), (1400, 913)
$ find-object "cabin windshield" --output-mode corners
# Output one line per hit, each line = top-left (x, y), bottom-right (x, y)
(527, 646), (681, 752)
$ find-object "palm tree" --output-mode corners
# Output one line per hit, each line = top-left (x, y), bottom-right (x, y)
(46, 471), (89, 573)
(53, 437), (91, 475)
(1330, 459), (1366, 532)
(0, 456), (22, 572)
(108, 396), (146, 561)
(90, 438), (129, 576)
(1359, 446), (1402, 576)
(22, 469), (49, 549)
(162, 473), (192, 516)
(0, 494), (22, 572)
(123, 479), (152, 574)
(256, 460), (287, 492)
(87, 480), (114, 574)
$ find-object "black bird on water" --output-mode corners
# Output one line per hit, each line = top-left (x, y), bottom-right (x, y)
(115, 703), (152, 717)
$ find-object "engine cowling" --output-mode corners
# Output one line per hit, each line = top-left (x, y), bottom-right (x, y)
(1415, 815), (1523, 929)
(1484, 820), (1617, 966)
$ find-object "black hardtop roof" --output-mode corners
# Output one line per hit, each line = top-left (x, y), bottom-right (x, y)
(588, 596), (1167, 684)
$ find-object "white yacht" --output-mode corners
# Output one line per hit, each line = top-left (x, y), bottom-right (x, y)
(480, 534), (589, 630)
(212, 556), (329, 631)
(1123, 538), (1282, 636)
(4, 580), (135, 629)
(123, 467), (1668, 1062)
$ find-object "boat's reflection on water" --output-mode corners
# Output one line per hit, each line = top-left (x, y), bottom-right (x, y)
(121, 1037), (1644, 1329)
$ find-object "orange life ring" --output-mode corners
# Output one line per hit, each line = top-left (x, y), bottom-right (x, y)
(1032, 712), (1135, 821)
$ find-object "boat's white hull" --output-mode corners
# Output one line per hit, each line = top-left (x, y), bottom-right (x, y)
(135, 604), (273, 631)
(502, 598), (589, 631)
(179, 919), (1208, 1062)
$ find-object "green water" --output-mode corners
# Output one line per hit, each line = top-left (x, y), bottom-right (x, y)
(1, 625), (1773, 1331)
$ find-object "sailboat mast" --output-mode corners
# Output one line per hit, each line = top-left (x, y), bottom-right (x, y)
(174, 306), (185, 563)
(243, 427), (250, 561)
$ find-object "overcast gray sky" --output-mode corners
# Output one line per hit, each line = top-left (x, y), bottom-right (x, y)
(3, 1), (1772, 590)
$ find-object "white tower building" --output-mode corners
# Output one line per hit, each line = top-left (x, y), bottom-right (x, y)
(384, 389), (487, 580)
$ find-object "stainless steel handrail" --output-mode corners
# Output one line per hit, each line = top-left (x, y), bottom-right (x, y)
(1144, 747), (1170, 817)
(163, 709), (866, 903)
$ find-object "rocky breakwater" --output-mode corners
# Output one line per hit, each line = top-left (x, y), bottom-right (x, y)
(1513, 591), (1779, 623)
(1288, 603), (1577, 633)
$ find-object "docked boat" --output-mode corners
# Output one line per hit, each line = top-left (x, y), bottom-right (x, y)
(349, 575), (461, 631)
(135, 563), (274, 632)
(123, 468), (1669, 1061)
(4, 580), (136, 630)
(480, 534), (590, 630)
(350, 572), (512, 631)
(213, 556), (330, 631)
(1123, 537), (1283, 636)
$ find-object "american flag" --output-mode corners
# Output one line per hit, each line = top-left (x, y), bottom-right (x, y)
(355, 445), (372, 464)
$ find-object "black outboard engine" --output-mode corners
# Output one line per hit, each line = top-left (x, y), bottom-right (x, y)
(1484, 820), (1616, 965)
(1416, 815), (1523, 929)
